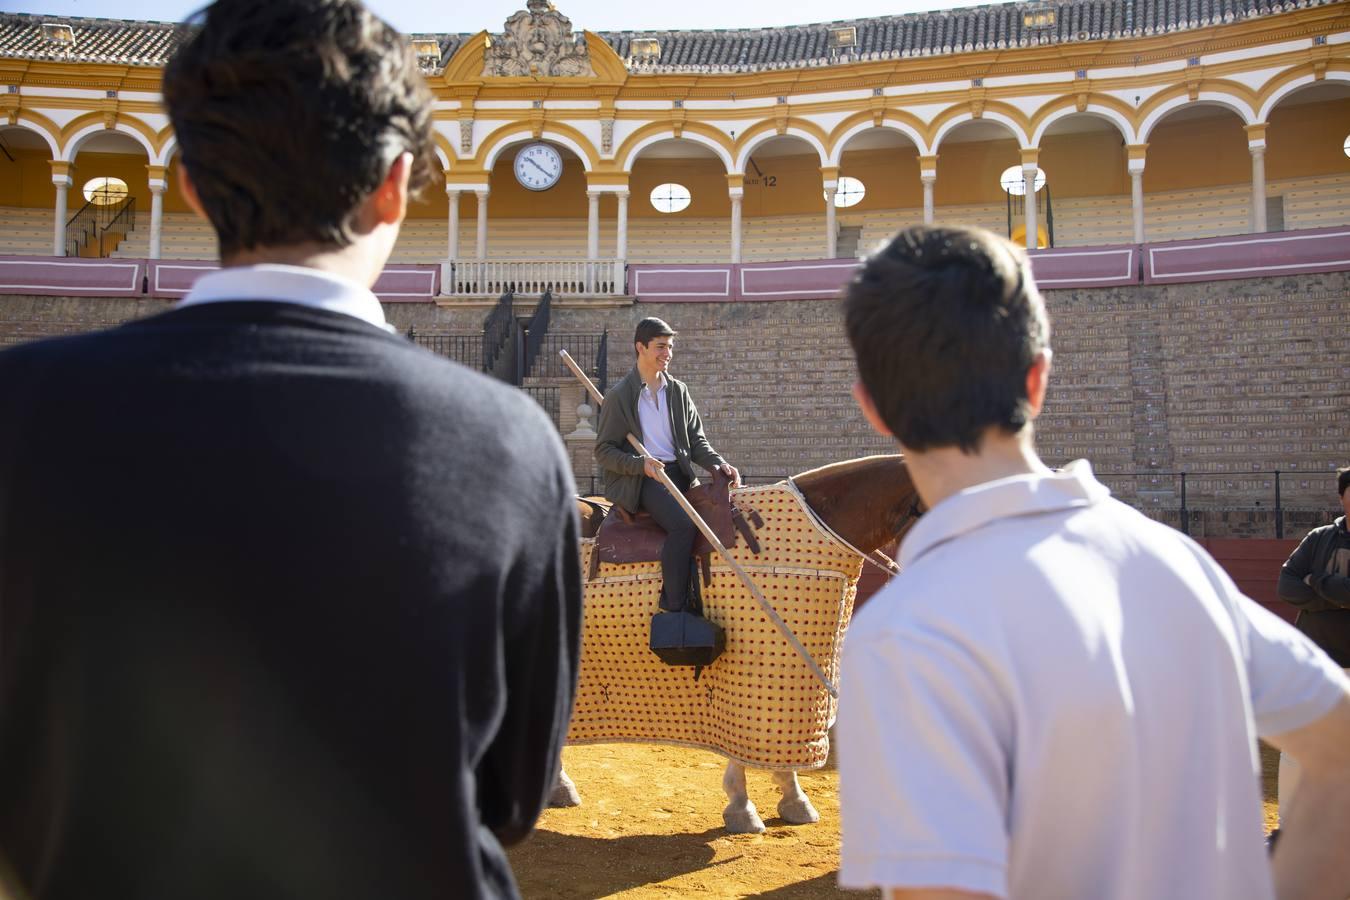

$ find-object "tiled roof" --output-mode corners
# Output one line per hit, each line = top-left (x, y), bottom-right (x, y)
(0, 0), (1337, 74)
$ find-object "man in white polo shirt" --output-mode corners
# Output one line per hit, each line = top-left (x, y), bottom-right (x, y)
(836, 225), (1350, 900)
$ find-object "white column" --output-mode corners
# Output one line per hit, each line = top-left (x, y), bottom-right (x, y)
(1249, 145), (1267, 234)
(474, 188), (489, 260)
(52, 173), (71, 257)
(1022, 163), (1039, 250)
(729, 189), (743, 264)
(446, 188), (460, 260)
(586, 190), (600, 261)
(824, 182), (838, 258)
(148, 180), (166, 260)
(615, 190), (629, 290)
(921, 173), (936, 226)
(1130, 169), (1145, 244)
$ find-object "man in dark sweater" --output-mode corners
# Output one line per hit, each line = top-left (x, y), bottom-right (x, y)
(0, 2), (581, 899)
(1276, 465), (1350, 825)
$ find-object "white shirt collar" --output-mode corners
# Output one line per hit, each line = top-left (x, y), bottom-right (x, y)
(641, 370), (669, 395)
(899, 459), (1112, 568)
(177, 264), (392, 332)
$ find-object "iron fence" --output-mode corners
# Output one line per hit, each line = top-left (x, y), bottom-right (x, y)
(524, 385), (560, 428)
(530, 331), (607, 382)
(406, 329), (483, 369)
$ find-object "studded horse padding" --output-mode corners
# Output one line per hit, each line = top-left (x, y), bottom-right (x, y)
(569, 482), (862, 770)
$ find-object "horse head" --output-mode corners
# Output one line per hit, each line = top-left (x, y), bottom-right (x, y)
(790, 454), (922, 556)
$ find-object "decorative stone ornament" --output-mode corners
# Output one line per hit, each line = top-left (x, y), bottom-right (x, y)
(484, 0), (595, 78)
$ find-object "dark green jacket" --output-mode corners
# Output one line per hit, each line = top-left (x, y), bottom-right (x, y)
(594, 366), (725, 513)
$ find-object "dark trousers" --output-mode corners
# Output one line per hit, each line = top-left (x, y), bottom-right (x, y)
(639, 462), (698, 612)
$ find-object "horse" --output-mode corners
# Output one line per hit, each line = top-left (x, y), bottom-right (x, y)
(554, 454), (921, 834)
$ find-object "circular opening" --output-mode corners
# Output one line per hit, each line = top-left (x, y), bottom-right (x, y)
(650, 183), (691, 214)
(1343, 134), (1350, 158)
(82, 176), (129, 206)
(999, 165), (1046, 196)
(830, 176), (866, 208)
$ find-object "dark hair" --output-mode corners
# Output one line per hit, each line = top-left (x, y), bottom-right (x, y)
(1338, 466), (1350, 496)
(844, 225), (1050, 453)
(634, 317), (676, 351)
(163, 0), (437, 258)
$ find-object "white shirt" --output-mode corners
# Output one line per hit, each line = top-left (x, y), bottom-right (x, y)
(838, 460), (1348, 900)
(637, 371), (678, 462)
(177, 264), (393, 332)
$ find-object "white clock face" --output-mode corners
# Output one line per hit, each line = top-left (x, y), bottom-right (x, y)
(514, 142), (564, 191)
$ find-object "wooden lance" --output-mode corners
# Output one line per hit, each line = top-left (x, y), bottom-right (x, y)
(559, 350), (838, 698)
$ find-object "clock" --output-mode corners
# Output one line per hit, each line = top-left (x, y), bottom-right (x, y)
(513, 142), (564, 191)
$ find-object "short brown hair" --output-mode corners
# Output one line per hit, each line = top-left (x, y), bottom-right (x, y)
(844, 225), (1050, 453)
(163, 0), (438, 258)
(634, 317), (676, 351)
(1338, 466), (1350, 496)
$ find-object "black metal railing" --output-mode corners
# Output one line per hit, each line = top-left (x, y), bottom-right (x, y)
(406, 327), (483, 370)
(63, 194), (136, 257)
(521, 290), (552, 382)
(482, 292), (521, 385)
(524, 385), (560, 428)
(100, 195), (136, 255)
(596, 328), (608, 393)
(1057, 468), (1340, 539)
(529, 331), (607, 381)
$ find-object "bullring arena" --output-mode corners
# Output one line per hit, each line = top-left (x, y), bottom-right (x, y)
(1, 0), (1348, 894)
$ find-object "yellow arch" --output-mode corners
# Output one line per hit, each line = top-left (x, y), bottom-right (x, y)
(1256, 61), (1350, 120)
(473, 120), (601, 171)
(928, 100), (1032, 149)
(2, 109), (63, 157)
(826, 108), (928, 158)
(1135, 80), (1259, 138)
(733, 117), (831, 170)
(1028, 93), (1137, 142)
(59, 110), (159, 158)
(614, 119), (736, 172)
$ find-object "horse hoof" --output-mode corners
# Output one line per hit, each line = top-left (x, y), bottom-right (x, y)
(548, 771), (582, 808)
(722, 801), (766, 834)
(777, 795), (819, 825)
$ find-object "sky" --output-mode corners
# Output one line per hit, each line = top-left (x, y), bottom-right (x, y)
(3, 0), (992, 34)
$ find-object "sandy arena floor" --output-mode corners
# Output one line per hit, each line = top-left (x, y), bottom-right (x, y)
(509, 742), (1282, 899)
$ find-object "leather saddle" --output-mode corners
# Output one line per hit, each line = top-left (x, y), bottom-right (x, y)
(590, 469), (762, 581)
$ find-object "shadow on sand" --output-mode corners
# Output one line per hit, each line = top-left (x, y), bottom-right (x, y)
(510, 826), (725, 898)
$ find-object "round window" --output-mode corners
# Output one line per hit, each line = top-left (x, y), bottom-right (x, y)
(650, 183), (691, 214)
(82, 176), (129, 206)
(1343, 134), (1350, 158)
(999, 165), (1046, 196)
(830, 176), (866, 208)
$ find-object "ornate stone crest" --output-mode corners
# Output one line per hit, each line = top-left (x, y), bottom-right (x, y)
(483, 0), (594, 77)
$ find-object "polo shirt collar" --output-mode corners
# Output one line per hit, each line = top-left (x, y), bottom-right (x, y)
(641, 370), (669, 395)
(177, 264), (392, 332)
(899, 459), (1112, 568)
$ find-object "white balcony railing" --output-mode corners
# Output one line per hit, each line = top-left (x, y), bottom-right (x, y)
(441, 258), (624, 297)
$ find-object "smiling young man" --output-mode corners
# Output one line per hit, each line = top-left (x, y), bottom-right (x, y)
(594, 317), (738, 614)
(0, 2), (580, 898)
(835, 225), (1350, 900)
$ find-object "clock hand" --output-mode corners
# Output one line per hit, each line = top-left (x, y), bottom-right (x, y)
(525, 157), (552, 178)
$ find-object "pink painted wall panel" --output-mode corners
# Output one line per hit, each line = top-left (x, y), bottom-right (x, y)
(0, 256), (145, 296)
(737, 259), (858, 301)
(1029, 245), (1138, 289)
(1145, 227), (1350, 284)
(630, 264), (735, 302)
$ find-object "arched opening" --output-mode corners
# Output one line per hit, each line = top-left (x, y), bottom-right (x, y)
(0, 125), (61, 257)
(738, 134), (831, 261)
(1142, 102), (1252, 240)
(1039, 113), (1131, 246)
(835, 128), (921, 257)
(629, 138), (730, 263)
(64, 130), (151, 257)
(1264, 81), (1350, 231)
(932, 119), (1023, 239)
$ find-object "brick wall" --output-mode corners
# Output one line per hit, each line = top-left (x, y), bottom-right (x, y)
(2, 270), (1346, 536)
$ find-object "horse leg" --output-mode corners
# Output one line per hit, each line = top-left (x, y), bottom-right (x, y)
(721, 761), (765, 834)
(548, 763), (582, 808)
(772, 769), (819, 825)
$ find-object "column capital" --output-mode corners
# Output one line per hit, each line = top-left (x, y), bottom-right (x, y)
(444, 184), (461, 196)
(148, 180), (168, 194)
(1019, 147), (1040, 167)
(1245, 122), (1267, 150)
(146, 163), (168, 181)
(918, 154), (938, 179)
(728, 187), (744, 200)
(725, 173), (745, 191)
(474, 186), (491, 199)
(49, 159), (72, 182)
(583, 173), (631, 191)
(1125, 143), (1148, 173)
(586, 190), (602, 200)
(446, 181), (489, 193)
(819, 165), (841, 183)
(614, 190), (630, 201)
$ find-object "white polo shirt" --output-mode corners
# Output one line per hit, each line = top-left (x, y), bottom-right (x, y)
(838, 460), (1348, 900)
(178, 264), (393, 332)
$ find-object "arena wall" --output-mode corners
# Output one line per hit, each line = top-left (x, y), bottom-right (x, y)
(5, 270), (1343, 538)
